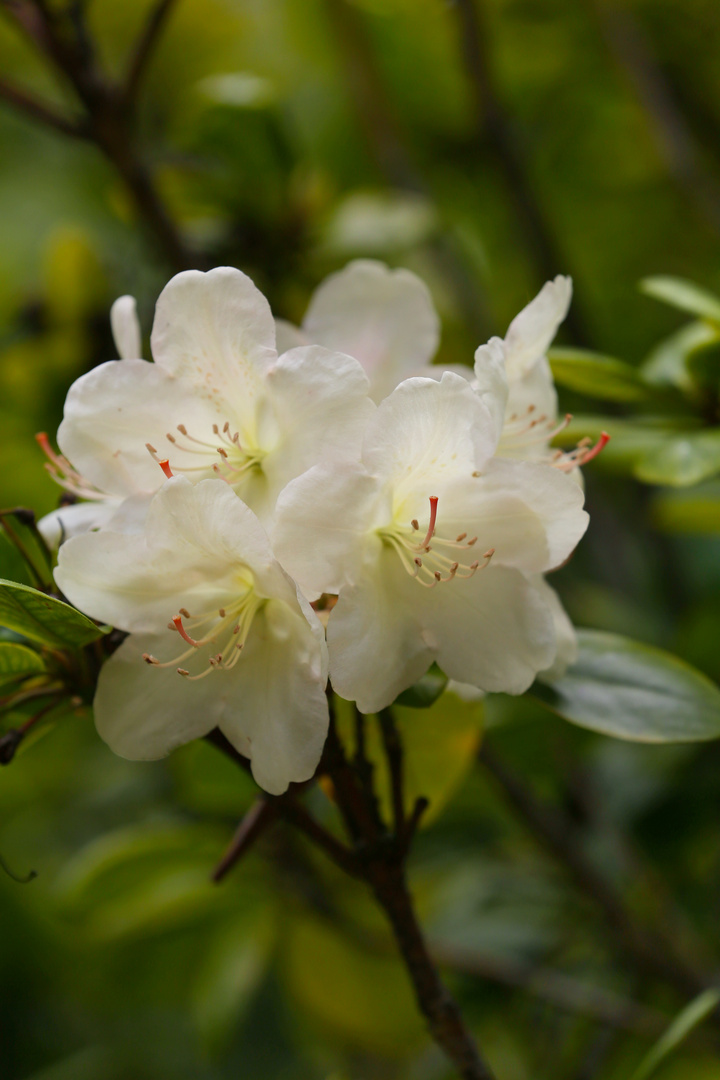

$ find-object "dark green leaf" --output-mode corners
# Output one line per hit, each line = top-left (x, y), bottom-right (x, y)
(548, 347), (653, 402)
(0, 641), (46, 688)
(0, 579), (106, 648)
(537, 630), (720, 742)
(640, 276), (720, 323)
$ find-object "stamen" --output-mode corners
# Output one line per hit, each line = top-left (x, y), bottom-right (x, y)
(419, 496), (438, 550)
(179, 608), (191, 619)
(173, 614), (200, 646)
(411, 519), (419, 531)
(142, 654), (159, 665)
(578, 431), (610, 465)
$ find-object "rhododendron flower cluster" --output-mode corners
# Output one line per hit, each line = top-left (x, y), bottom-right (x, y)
(46, 262), (597, 794)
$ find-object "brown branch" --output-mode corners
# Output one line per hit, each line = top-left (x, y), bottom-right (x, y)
(478, 742), (714, 1005)
(378, 707), (405, 837)
(211, 797), (278, 882)
(0, 0), (195, 272)
(367, 860), (497, 1080)
(203, 729), (362, 879)
(123, 0), (179, 107)
(0, 76), (85, 136)
(320, 710), (497, 1080)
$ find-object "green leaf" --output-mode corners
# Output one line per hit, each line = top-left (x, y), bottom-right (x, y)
(628, 989), (720, 1080)
(633, 430), (720, 487)
(640, 276), (720, 324)
(0, 641), (46, 688)
(284, 914), (425, 1055)
(651, 484), (720, 535)
(548, 347), (653, 402)
(394, 664), (448, 708)
(641, 321), (716, 390)
(0, 579), (105, 648)
(537, 630), (720, 742)
(685, 338), (720, 392)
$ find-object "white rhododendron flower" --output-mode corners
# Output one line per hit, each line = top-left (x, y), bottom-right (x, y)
(275, 259), (441, 402)
(274, 371), (588, 713)
(47, 266), (374, 530)
(37, 294), (145, 546)
(55, 477), (329, 795)
(476, 276), (607, 469)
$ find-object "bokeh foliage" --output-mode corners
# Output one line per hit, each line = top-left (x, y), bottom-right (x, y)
(2, 1), (720, 1077)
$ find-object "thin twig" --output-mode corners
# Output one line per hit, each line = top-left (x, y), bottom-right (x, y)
(0, 0), (195, 271)
(401, 796), (429, 855)
(123, 0), (179, 107)
(203, 729), (362, 879)
(478, 742), (714, 1005)
(0, 695), (64, 764)
(211, 797), (278, 883)
(0, 76), (85, 136)
(378, 707), (405, 837)
(0, 851), (37, 883)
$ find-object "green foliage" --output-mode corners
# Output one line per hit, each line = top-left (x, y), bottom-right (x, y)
(2, 0), (720, 1077)
(0, 578), (105, 648)
(640, 277), (720, 325)
(0, 640), (45, 688)
(549, 348), (655, 403)
(627, 989), (720, 1080)
(538, 630), (720, 742)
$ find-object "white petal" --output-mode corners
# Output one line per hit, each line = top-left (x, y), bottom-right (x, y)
(273, 462), (386, 597)
(473, 336), (509, 449)
(301, 260), (440, 402)
(361, 372), (497, 498)
(55, 478), (279, 633)
(275, 318), (309, 354)
(219, 597), (329, 794)
(110, 295), (142, 360)
(499, 358), (559, 461)
(150, 267), (277, 433)
(146, 475), (270, 556)
(264, 345), (375, 498)
(432, 459), (588, 574)
(418, 565), (556, 694)
(327, 549), (435, 714)
(533, 577), (578, 680)
(94, 632), (219, 759)
(58, 359), (220, 497)
(37, 499), (122, 548)
(504, 276), (572, 380)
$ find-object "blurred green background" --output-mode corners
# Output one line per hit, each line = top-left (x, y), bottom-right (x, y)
(2, 1), (720, 1077)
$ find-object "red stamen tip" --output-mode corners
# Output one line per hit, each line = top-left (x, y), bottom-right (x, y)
(419, 496), (439, 550)
(159, 458), (173, 479)
(172, 614), (199, 647)
(581, 431), (610, 466)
